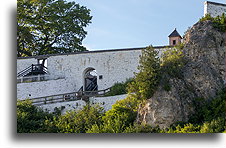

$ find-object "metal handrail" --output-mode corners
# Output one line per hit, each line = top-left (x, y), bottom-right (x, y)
(17, 66), (32, 77)
(17, 64), (48, 77)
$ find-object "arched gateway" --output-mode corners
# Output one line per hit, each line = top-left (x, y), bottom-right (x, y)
(83, 67), (98, 92)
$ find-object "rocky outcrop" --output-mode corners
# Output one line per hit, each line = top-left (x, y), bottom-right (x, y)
(137, 20), (225, 129)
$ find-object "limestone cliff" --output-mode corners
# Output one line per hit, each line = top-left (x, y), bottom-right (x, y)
(136, 20), (225, 129)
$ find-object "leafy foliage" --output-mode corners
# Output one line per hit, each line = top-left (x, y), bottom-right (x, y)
(163, 89), (225, 133)
(124, 123), (161, 133)
(199, 13), (225, 32)
(160, 44), (185, 77)
(17, 0), (92, 57)
(17, 88), (225, 133)
(189, 89), (225, 124)
(164, 123), (201, 133)
(104, 78), (134, 96)
(87, 95), (140, 133)
(17, 100), (54, 133)
(50, 105), (104, 133)
(127, 46), (161, 100)
(160, 44), (185, 91)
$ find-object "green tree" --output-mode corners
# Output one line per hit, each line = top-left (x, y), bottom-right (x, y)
(17, 0), (92, 57)
(127, 46), (161, 100)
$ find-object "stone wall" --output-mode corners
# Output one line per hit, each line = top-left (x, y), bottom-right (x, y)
(17, 78), (77, 99)
(204, 1), (226, 17)
(39, 94), (127, 113)
(17, 58), (37, 74)
(39, 100), (86, 114)
(17, 47), (168, 99)
(89, 94), (127, 111)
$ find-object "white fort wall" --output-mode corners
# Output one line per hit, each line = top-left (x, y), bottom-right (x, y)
(17, 47), (167, 100)
(17, 58), (37, 73)
(46, 49), (141, 91)
(17, 78), (77, 99)
(39, 94), (127, 114)
(204, 1), (226, 17)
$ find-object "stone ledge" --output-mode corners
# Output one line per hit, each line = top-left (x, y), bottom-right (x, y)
(205, 1), (226, 7)
(17, 45), (172, 60)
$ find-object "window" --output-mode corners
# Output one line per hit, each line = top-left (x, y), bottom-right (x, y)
(37, 58), (47, 67)
(173, 40), (176, 45)
(99, 75), (103, 79)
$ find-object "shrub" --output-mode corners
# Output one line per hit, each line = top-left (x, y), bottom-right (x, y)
(164, 123), (201, 133)
(159, 44), (185, 91)
(189, 89), (225, 124)
(162, 89), (225, 133)
(17, 100), (54, 133)
(52, 105), (104, 133)
(87, 95), (140, 133)
(104, 78), (134, 96)
(160, 44), (185, 78)
(199, 13), (225, 32)
(124, 123), (161, 133)
(200, 117), (225, 133)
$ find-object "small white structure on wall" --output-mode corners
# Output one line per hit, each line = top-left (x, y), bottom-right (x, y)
(204, 1), (226, 17)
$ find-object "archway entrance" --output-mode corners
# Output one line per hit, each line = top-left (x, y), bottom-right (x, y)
(83, 68), (98, 92)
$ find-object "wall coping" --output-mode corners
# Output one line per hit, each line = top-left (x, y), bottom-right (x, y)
(17, 45), (172, 60)
(205, 1), (226, 7)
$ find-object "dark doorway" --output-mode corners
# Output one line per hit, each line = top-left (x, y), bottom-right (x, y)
(84, 68), (98, 92)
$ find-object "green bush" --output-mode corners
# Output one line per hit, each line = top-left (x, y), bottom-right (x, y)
(104, 78), (134, 96)
(200, 117), (225, 133)
(163, 117), (225, 133)
(189, 89), (225, 124)
(159, 44), (185, 91)
(160, 44), (185, 78)
(199, 13), (225, 32)
(164, 123), (201, 133)
(17, 100), (54, 133)
(51, 105), (104, 133)
(162, 89), (225, 133)
(17, 88), (225, 133)
(124, 123), (161, 133)
(87, 95), (140, 133)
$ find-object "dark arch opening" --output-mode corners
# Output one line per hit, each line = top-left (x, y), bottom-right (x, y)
(83, 68), (98, 92)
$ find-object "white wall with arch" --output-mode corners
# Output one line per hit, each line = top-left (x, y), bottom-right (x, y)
(17, 47), (167, 99)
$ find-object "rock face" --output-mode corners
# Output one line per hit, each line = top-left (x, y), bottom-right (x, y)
(137, 20), (225, 129)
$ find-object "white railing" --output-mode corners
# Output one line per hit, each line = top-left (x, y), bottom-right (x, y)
(17, 74), (65, 83)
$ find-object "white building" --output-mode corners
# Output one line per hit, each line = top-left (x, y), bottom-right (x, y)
(204, 1), (226, 17)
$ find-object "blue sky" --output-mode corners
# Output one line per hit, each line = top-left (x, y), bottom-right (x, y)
(70, 0), (225, 50)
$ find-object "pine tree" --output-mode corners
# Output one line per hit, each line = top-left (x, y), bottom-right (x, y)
(127, 46), (160, 99)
